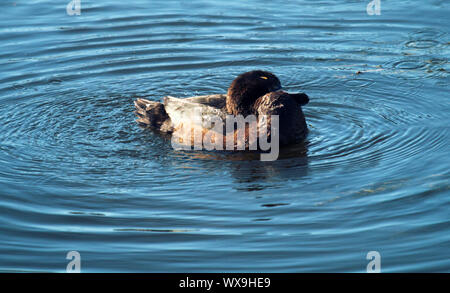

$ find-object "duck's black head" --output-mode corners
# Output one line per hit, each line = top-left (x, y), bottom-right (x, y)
(253, 90), (309, 144)
(226, 70), (282, 116)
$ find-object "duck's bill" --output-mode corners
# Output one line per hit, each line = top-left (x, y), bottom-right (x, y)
(289, 93), (309, 106)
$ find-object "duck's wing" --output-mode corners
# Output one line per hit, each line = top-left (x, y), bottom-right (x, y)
(184, 94), (226, 109)
(163, 95), (227, 130)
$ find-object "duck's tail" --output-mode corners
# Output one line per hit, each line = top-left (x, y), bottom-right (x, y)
(134, 98), (173, 133)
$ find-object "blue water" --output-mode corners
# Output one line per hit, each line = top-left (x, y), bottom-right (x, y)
(0, 0), (449, 272)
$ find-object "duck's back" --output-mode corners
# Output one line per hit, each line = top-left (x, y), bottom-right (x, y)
(163, 95), (227, 131)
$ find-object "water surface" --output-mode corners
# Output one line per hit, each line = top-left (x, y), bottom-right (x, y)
(0, 0), (449, 272)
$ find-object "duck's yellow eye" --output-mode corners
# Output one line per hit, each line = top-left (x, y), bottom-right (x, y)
(260, 76), (268, 80)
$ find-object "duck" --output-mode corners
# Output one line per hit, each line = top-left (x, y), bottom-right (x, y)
(134, 70), (309, 150)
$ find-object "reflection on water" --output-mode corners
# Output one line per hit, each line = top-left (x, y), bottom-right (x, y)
(0, 0), (449, 272)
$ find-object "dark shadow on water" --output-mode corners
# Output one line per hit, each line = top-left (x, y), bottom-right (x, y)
(227, 143), (309, 192)
(168, 140), (309, 192)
